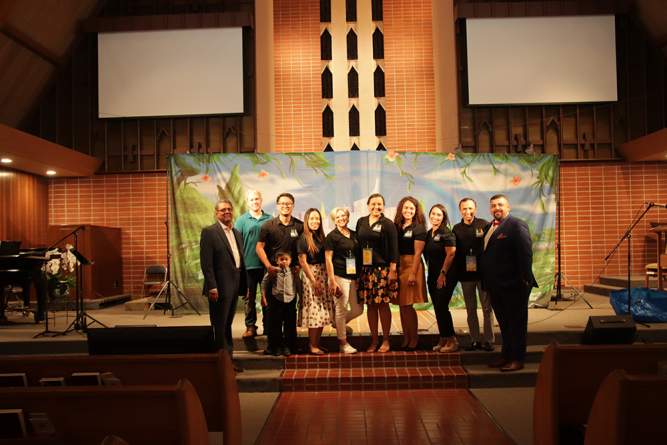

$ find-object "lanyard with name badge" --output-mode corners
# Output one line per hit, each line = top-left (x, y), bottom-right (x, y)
(466, 248), (477, 271)
(346, 249), (356, 274)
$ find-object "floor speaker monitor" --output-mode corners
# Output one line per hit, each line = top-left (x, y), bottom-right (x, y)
(581, 315), (636, 345)
(87, 326), (215, 355)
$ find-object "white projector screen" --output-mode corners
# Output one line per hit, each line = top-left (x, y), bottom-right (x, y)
(98, 27), (244, 118)
(466, 15), (617, 105)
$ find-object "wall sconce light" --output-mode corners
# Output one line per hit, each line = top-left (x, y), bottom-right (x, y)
(525, 143), (535, 154)
(454, 144), (464, 154)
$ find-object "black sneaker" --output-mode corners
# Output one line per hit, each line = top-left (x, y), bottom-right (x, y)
(263, 348), (278, 356)
(465, 342), (482, 351)
(282, 346), (291, 357)
(483, 342), (495, 351)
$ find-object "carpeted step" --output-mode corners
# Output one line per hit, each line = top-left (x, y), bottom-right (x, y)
(464, 362), (539, 388)
(235, 369), (283, 392)
(282, 366), (467, 392)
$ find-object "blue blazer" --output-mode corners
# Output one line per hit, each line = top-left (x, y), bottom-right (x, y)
(481, 214), (538, 293)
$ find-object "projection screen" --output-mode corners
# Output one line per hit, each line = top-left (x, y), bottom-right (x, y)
(465, 15), (617, 105)
(98, 27), (244, 118)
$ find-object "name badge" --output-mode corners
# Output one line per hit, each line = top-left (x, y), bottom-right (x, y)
(372, 224), (382, 232)
(362, 248), (373, 266)
(404, 230), (413, 238)
(466, 255), (477, 272)
(290, 229), (298, 237)
(346, 258), (356, 275)
(475, 228), (484, 238)
(433, 233), (441, 241)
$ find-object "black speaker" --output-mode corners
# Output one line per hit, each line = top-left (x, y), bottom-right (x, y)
(581, 315), (636, 345)
(87, 326), (215, 355)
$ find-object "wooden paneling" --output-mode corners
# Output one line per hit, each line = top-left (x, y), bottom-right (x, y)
(0, 165), (48, 249)
(48, 224), (124, 299)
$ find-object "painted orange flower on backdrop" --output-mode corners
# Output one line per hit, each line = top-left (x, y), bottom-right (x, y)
(509, 176), (522, 186)
(258, 169), (269, 179)
(201, 174), (211, 182)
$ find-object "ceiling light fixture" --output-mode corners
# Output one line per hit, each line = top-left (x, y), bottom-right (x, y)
(46, 171), (56, 175)
(1, 159), (12, 163)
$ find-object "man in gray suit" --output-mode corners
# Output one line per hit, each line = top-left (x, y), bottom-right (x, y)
(200, 199), (247, 371)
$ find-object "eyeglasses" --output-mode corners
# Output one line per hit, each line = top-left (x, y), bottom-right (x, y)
(216, 208), (233, 213)
(277, 202), (293, 207)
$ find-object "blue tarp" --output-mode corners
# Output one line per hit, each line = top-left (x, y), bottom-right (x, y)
(610, 287), (667, 323)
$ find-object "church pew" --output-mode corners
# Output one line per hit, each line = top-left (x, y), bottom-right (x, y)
(0, 350), (241, 445)
(584, 369), (667, 445)
(533, 341), (667, 445)
(0, 380), (209, 445)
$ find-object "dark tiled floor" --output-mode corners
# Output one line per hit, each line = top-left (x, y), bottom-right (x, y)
(259, 390), (513, 445)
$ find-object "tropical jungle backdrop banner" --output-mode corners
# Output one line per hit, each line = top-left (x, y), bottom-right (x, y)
(168, 152), (558, 314)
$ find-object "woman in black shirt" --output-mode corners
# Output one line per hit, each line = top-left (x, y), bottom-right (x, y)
(394, 196), (428, 351)
(297, 208), (333, 355)
(324, 206), (364, 354)
(423, 204), (458, 353)
(356, 193), (399, 353)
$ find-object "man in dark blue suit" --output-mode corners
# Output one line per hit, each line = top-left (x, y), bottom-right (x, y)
(200, 199), (248, 372)
(481, 194), (537, 372)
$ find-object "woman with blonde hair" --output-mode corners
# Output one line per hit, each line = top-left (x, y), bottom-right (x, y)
(324, 206), (364, 354)
(393, 196), (428, 350)
(297, 208), (334, 355)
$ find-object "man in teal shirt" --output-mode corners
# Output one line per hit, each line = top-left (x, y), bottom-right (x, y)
(234, 189), (273, 337)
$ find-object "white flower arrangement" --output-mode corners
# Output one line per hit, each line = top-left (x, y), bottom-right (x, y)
(42, 244), (78, 296)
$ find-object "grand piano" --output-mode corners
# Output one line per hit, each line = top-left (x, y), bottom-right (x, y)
(0, 242), (49, 324)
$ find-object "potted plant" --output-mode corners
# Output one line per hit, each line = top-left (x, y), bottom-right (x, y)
(43, 245), (78, 300)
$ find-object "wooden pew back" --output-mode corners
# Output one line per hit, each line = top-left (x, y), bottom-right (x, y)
(533, 342), (667, 445)
(0, 350), (241, 445)
(584, 369), (667, 445)
(0, 380), (209, 445)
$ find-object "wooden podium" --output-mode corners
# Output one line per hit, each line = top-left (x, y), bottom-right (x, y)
(48, 225), (123, 300)
(649, 224), (667, 291)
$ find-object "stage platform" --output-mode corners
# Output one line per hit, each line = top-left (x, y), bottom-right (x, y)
(2, 290), (665, 356)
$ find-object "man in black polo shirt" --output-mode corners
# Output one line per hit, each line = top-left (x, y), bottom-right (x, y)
(256, 193), (304, 355)
(453, 198), (495, 352)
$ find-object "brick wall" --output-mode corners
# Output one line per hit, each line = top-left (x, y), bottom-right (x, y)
(384, 0), (436, 152)
(559, 162), (667, 289)
(274, 0), (321, 152)
(49, 173), (168, 299)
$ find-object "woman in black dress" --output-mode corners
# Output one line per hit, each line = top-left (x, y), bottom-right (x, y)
(356, 193), (399, 353)
(423, 204), (458, 353)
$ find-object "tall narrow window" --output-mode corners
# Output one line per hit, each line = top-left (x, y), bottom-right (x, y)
(347, 29), (358, 60)
(373, 28), (384, 60)
(321, 30), (332, 60)
(349, 105), (360, 137)
(323, 106), (334, 138)
(320, 0), (331, 23)
(348, 68), (359, 98)
(346, 0), (357, 22)
(375, 105), (386, 136)
(371, 0), (383, 21)
(374, 67), (385, 97)
(322, 68), (333, 99)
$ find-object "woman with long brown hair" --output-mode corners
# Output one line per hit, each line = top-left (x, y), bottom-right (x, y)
(393, 196), (428, 350)
(297, 208), (334, 355)
(423, 204), (458, 353)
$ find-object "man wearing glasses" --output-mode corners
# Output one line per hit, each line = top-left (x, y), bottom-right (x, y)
(256, 193), (304, 355)
(200, 199), (247, 373)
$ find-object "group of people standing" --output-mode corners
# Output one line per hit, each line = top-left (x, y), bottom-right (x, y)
(200, 189), (536, 374)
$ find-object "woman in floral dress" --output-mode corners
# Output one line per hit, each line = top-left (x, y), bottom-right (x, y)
(297, 208), (334, 355)
(355, 194), (399, 353)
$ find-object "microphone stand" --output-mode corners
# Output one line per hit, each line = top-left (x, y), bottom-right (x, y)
(605, 203), (657, 326)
